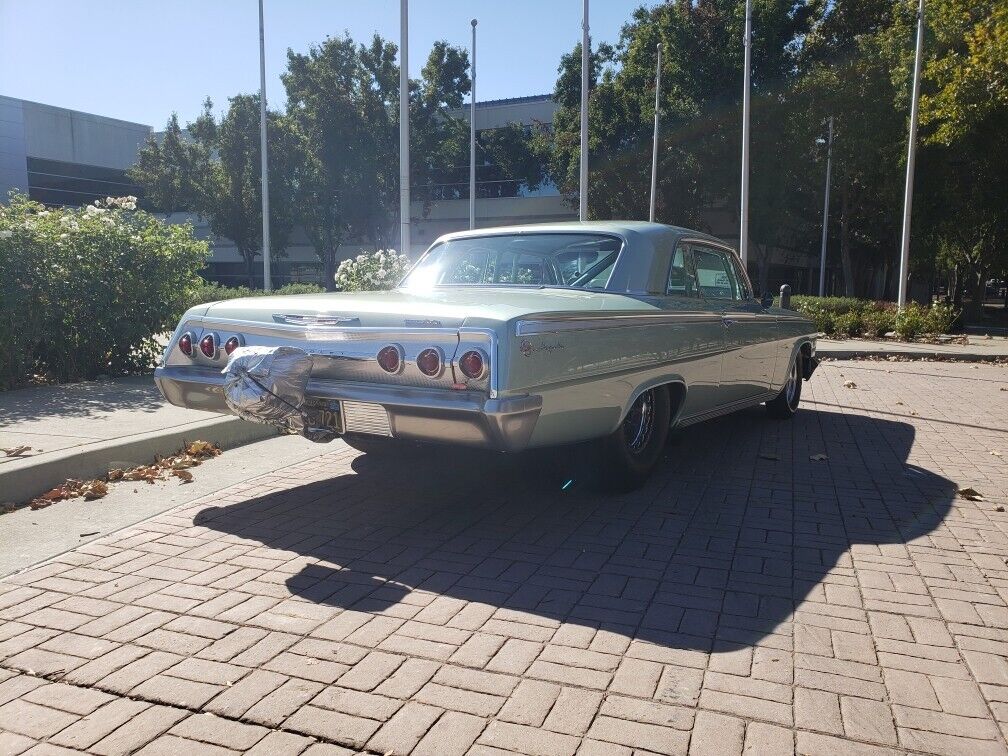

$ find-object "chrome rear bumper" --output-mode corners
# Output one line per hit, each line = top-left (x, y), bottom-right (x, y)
(154, 366), (542, 452)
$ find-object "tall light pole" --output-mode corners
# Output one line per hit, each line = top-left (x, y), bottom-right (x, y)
(258, 0), (272, 290)
(469, 19), (477, 230)
(649, 43), (662, 223)
(739, 0), (752, 266)
(897, 0), (925, 308)
(579, 0), (589, 221)
(818, 116), (834, 296)
(399, 0), (410, 257)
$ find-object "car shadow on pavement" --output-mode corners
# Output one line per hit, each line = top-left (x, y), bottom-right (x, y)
(193, 407), (956, 652)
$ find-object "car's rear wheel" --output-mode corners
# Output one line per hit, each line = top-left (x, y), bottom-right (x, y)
(599, 385), (671, 491)
(766, 354), (802, 419)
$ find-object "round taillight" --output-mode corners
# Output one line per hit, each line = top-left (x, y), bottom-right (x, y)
(224, 336), (241, 355)
(377, 345), (403, 374)
(199, 333), (217, 359)
(178, 332), (194, 357)
(416, 348), (443, 377)
(459, 350), (486, 379)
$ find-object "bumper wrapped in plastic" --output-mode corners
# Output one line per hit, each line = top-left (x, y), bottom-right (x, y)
(221, 346), (336, 442)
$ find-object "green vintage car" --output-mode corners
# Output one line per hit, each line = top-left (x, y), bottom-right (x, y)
(155, 221), (817, 488)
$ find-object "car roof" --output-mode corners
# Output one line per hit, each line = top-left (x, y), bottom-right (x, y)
(434, 220), (732, 251)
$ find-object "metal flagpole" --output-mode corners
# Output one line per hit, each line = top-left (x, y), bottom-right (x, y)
(739, 0), (752, 266)
(818, 116), (833, 296)
(399, 0), (410, 257)
(649, 43), (662, 223)
(470, 19), (477, 230)
(579, 0), (589, 221)
(897, 0), (925, 308)
(258, 0), (272, 290)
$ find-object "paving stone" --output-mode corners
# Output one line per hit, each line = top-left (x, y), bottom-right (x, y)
(49, 698), (150, 750)
(366, 701), (442, 754)
(689, 710), (744, 755)
(414, 710), (487, 756)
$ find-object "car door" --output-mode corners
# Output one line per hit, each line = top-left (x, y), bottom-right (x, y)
(658, 243), (726, 419)
(688, 242), (775, 403)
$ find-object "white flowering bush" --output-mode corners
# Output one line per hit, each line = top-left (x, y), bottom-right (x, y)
(0, 192), (209, 387)
(333, 249), (411, 292)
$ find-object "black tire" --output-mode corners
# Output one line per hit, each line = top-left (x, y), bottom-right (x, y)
(599, 385), (671, 491)
(766, 354), (803, 419)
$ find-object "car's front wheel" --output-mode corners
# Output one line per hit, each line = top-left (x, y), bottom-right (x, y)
(765, 354), (802, 419)
(599, 385), (671, 491)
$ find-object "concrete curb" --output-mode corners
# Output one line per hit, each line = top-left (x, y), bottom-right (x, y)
(0, 416), (277, 505)
(817, 347), (1005, 361)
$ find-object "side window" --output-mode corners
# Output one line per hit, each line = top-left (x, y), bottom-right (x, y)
(666, 245), (696, 297)
(691, 245), (740, 300)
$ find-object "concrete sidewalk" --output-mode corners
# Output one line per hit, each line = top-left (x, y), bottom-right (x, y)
(817, 334), (1008, 360)
(0, 375), (274, 505)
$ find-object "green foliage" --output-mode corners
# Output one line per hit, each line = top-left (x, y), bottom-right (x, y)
(924, 301), (959, 334)
(832, 311), (863, 338)
(334, 250), (411, 292)
(895, 302), (929, 340)
(861, 307), (897, 338)
(185, 281), (325, 309)
(0, 192), (209, 388)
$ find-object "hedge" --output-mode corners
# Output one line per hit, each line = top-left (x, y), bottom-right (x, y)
(0, 193), (210, 389)
(185, 281), (324, 310)
(788, 295), (959, 340)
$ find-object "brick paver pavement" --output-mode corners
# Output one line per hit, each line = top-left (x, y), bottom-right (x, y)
(2, 358), (1007, 755)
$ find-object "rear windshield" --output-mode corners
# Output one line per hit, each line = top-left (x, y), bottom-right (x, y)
(402, 233), (622, 290)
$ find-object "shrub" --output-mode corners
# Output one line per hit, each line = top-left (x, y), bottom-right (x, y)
(924, 301), (958, 334)
(791, 295), (867, 335)
(861, 307), (896, 338)
(334, 250), (411, 292)
(0, 192), (209, 388)
(832, 311), (862, 338)
(894, 301), (928, 340)
(186, 281), (324, 310)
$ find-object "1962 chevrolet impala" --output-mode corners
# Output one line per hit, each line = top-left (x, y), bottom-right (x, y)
(156, 221), (817, 488)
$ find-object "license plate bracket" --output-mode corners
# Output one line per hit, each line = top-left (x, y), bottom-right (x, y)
(304, 399), (344, 434)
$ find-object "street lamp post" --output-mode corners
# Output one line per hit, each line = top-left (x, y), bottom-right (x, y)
(258, 0), (271, 291)
(470, 19), (477, 230)
(649, 43), (662, 224)
(399, 0), (410, 257)
(818, 116), (833, 296)
(739, 0), (752, 266)
(897, 0), (925, 308)
(579, 0), (589, 221)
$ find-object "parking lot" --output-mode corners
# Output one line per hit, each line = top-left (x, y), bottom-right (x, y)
(1, 358), (1007, 755)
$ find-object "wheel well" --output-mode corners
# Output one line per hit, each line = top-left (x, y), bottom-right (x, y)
(661, 381), (687, 426)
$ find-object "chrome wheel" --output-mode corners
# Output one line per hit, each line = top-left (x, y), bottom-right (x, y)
(623, 389), (656, 455)
(784, 359), (800, 408)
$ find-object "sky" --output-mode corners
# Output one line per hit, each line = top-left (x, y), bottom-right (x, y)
(1, 0), (654, 128)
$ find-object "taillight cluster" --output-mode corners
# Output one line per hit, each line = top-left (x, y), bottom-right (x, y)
(375, 345), (487, 381)
(178, 332), (242, 360)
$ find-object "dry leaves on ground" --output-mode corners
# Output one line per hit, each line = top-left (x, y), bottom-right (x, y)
(2, 446), (32, 457)
(957, 487), (985, 501)
(843, 381), (857, 389)
(21, 440), (222, 512)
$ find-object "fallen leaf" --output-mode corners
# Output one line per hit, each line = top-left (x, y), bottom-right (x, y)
(895, 401), (904, 406)
(1, 445), (32, 457)
(996, 505), (1005, 513)
(957, 488), (985, 501)
(81, 480), (108, 500)
(843, 381), (857, 389)
(0, 502), (16, 515)
(173, 469), (194, 483)
(992, 450), (1003, 457)
(810, 454), (828, 461)
(79, 531), (100, 537)
(107, 468), (124, 481)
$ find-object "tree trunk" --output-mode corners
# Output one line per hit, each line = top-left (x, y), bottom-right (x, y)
(241, 248), (256, 288)
(964, 265), (986, 323)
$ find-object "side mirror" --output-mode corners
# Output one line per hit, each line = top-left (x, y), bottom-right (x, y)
(760, 292), (773, 309)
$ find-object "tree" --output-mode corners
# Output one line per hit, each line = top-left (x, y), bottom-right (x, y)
(130, 114), (208, 220)
(132, 98), (299, 287)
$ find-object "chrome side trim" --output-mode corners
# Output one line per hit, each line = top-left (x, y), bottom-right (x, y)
(273, 314), (360, 326)
(515, 311), (721, 336)
(676, 390), (778, 427)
